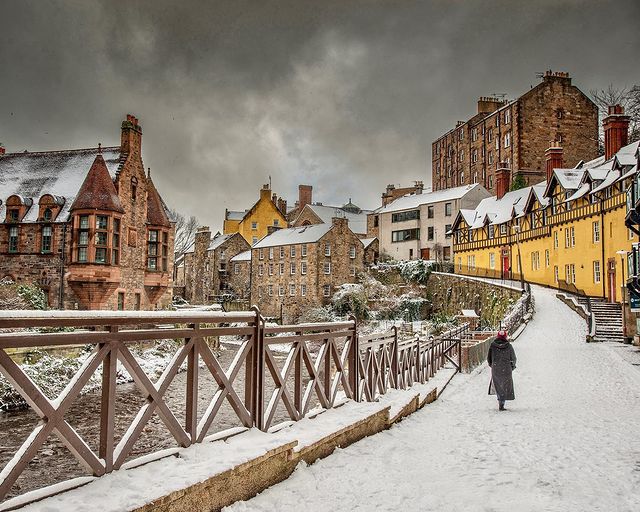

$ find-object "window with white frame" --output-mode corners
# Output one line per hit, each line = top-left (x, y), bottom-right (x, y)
(554, 231), (558, 249)
(234, 263), (239, 274)
(290, 262), (296, 274)
(554, 266), (559, 282)
(489, 252), (495, 269)
(301, 244), (307, 257)
(301, 261), (307, 275)
(570, 227), (575, 247)
(269, 247), (274, 260)
(350, 266), (356, 277)
(278, 285), (284, 296)
(289, 284), (296, 296)
(269, 264), (274, 276)
(259, 248), (264, 260)
(280, 247), (285, 259)
(504, 132), (511, 148)
(279, 262), (284, 275)
(252, 236), (258, 245)
(323, 284), (331, 297)
(301, 284), (307, 296)
(545, 249), (550, 267)
(349, 245), (356, 259)
(252, 221), (258, 230)
(593, 261), (601, 283)
(593, 221), (600, 243)
(258, 264), (264, 276)
(268, 285), (273, 296)
(290, 245), (296, 257)
(324, 242), (331, 256)
(324, 262), (331, 274)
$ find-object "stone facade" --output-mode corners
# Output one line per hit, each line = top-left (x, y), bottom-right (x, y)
(0, 114), (174, 310)
(177, 229), (250, 304)
(251, 218), (365, 321)
(432, 71), (599, 195)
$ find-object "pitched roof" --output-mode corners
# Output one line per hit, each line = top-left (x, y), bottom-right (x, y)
(225, 210), (247, 221)
(70, 154), (125, 213)
(230, 250), (251, 262)
(465, 187), (532, 229)
(208, 233), (234, 251)
(0, 146), (122, 221)
(253, 223), (333, 248)
(376, 184), (484, 215)
(360, 237), (377, 249)
(146, 175), (171, 226)
(296, 204), (370, 235)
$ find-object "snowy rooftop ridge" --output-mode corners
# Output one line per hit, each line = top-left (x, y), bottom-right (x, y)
(230, 250), (251, 262)
(377, 184), (483, 215)
(296, 203), (370, 235)
(253, 223), (333, 248)
(0, 146), (122, 222)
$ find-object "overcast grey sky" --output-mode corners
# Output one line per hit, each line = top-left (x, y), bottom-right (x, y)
(1, 0), (638, 230)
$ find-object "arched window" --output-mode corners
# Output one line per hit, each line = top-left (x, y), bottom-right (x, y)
(43, 208), (52, 221)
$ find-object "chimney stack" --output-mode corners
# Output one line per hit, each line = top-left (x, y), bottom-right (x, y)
(277, 197), (287, 215)
(0, 145), (5, 155)
(121, 113), (143, 156)
(495, 163), (511, 200)
(603, 104), (630, 160)
(260, 184), (271, 200)
(545, 142), (563, 183)
(331, 216), (348, 231)
(298, 185), (312, 209)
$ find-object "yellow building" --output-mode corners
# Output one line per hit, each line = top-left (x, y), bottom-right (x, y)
(223, 184), (288, 245)
(452, 136), (638, 305)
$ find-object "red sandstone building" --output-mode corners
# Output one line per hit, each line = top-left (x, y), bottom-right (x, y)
(0, 114), (175, 310)
(432, 71), (599, 195)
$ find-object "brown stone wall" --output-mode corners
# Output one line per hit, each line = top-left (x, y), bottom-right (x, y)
(289, 207), (322, 227)
(213, 235), (250, 296)
(228, 260), (251, 299)
(432, 72), (598, 195)
(251, 219), (364, 321)
(366, 213), (379, 239)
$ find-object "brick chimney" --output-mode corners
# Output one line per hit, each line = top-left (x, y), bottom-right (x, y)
(120, 114), (142, 156)
(603, 104), (630, 160)
(495, 163), (511, 200)
(298, 185), (312, 209)
(415, 181), (424, 194)
(477, 96), (506, 114)
(545, 142), (563, 183)
(277, 197), (287, 216)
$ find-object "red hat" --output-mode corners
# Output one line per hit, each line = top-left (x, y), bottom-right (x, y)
(497, 330), (508, 340)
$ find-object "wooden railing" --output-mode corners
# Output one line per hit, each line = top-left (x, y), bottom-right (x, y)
(0, 309), (465, 504)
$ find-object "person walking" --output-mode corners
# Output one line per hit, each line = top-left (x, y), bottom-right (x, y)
(487, 329), (516, 410)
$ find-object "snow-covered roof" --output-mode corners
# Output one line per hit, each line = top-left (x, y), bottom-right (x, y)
(230, 250), (251, 262)
(208, 233), (233, 251)
(465, 187), (532, 229)
(0, 146), (121, 222)
(360, 237), (377, 249)
(298, 204), (369, 235)
(551, 168), (586, 191)
(565, 183), (590, 203)
(377, 184), (484, 215)
(226, 210), (246, 221)
(590, 169), (621, 195)
(615, 140), (640, 167)
(253, 223), (332, 248)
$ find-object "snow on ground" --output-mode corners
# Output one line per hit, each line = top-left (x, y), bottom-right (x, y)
(226, 285), (640, 512)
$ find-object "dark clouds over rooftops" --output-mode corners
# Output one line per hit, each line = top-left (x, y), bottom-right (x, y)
(1, 0), (638, 230)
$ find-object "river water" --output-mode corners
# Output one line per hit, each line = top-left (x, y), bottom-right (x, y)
(0, 343), (296, 500)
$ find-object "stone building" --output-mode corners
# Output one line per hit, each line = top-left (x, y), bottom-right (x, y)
(176, 228), (250, 304)
(0, 114), (174, 310)
(228, 250), (252, 299)
(432, 71), (599, 195)
(368, 182), (425, 239)
(250, 217), (365, 321)
(371, 184), (491, 262)
(223, 184), (288, 245)
(289, 185), (371, 237)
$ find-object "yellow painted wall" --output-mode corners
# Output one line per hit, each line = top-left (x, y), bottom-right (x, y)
(224, 188), (288, 245)
(453, 187), (632, 304)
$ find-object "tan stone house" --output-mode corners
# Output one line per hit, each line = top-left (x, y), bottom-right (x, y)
(176, 229), (249, 304)
(251, 217), (365, 321)
(432, 71), (598, 195)
(373, 183), (491, 262)
(0, 114), (174, 310)
(228, 250), (252, 299)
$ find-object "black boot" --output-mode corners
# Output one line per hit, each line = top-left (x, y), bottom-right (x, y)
(499, 402), (505, 411)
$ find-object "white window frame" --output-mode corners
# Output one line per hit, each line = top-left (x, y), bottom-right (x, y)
(593, 221), (600, 243)
(349, 245), (356, 259)
(594, 261), (601, 283)
(301, 261), (307, 275)
(324, 262), (331, 275)
(323, 285), (331, 297)
(290, 245), (296, 257)
(301, 284), (307, 297)
(489, 252), (495, 270)
(290, 262), (296, 275)
(289, 284), (296, 296)
(324, 242), (331, 256)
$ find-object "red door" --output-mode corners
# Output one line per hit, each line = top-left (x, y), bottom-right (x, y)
(421, 248), (430, 260)
(502, 255), (510, 278)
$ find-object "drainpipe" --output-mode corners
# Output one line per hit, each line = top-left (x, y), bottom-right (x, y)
(600, 199), (606, 299)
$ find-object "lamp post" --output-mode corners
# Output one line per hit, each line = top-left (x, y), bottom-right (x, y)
(616, 250), (628, 341)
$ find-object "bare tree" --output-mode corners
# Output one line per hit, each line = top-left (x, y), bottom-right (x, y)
(590, 84), (640, 154)
(170, 208), (199, 261)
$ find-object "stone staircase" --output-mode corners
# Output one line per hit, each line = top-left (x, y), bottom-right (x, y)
(577, 298), (625, 343)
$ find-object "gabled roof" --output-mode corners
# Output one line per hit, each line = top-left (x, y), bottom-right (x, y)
(253, 223), (333, 249)
(225, 210), (247, 221)
(376, 183), (484, 215)
(0, 146), (122, 221)
(70, 154), (125, 213)
(230, 250), (251, 262)
(590, 169), (621, 195)
(208, 233), (234, 251)
(146, 175), (171, 226)
(466, 187), (532, 229)
(360, 237), (377, 249)
(615, 140), (640, 167)
(294, 203), (370, 235)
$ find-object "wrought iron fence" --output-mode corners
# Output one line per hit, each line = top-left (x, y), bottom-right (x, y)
(0, 308), (465, 504)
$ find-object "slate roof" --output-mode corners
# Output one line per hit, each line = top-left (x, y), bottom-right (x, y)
(225, 210), (247, 221)
(208, 233), (233, 251)
(230, 250), (251, 262)
(253, 224), (333, 248)
(70, 154), (125, 213)
(360, 237), (377, 249)
(146, 176), (171, 227)
(296, 204), (370, 235)
(376, 184), (484, 215)
(0, 146), (121, 222)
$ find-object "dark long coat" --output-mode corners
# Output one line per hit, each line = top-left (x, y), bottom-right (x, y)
(487, 338), (516, 401)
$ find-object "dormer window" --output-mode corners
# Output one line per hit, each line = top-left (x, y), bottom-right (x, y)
(43, 208), (53, 221)
(8, 209), (19, 222)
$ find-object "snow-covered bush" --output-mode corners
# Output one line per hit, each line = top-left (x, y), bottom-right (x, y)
(17, 285), (48, 310)
(397, 260), (433, 284)
(298, 306), (337, 324)
(332, 284), (370, 321)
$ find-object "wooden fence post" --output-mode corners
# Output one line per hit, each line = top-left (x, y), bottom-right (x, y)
(348, 315), (359, 402)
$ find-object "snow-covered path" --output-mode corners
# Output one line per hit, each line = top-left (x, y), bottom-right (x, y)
(226, 286), (640, 512)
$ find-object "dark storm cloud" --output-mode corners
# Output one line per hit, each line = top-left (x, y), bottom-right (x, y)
(1, 0), (639, 229)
